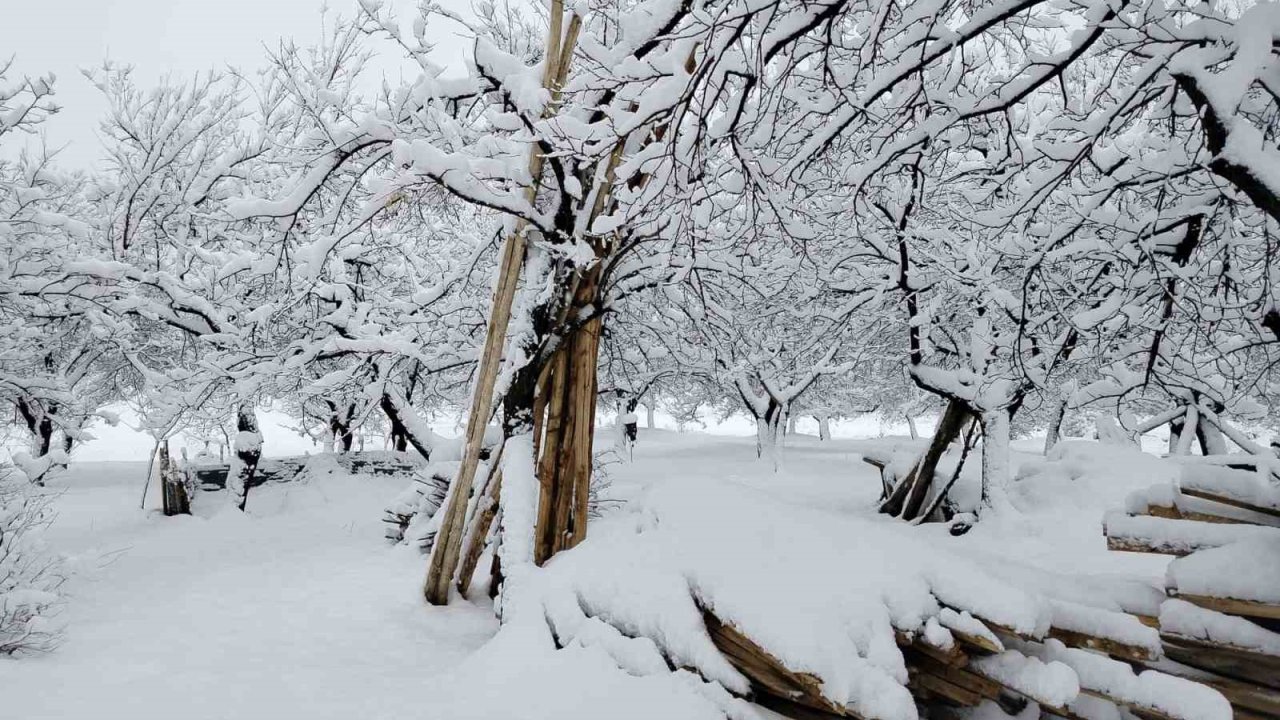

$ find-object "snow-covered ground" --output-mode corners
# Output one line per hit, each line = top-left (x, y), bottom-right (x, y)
(2, 429), (1171, 719)
(3, 461), (497, 719)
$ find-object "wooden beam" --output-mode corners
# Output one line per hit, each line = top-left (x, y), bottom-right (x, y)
(1179, 487), (1280, 521)
(908, 672), (983, 707)
(704, 611), (863, 718)
(1169, 593), (1280, 622)
(1078, 688), (1180, 720)
(1047, 626), (1156, 663)
(1140, 502), (1256, 526)
(1106, 535), (1196, 557)
(1161, 635), (1280, 690)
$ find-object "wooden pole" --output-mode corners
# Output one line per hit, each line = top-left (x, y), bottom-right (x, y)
(423, 2), (581, 605)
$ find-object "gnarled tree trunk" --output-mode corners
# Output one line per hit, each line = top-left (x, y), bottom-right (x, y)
(881, 397), (972, 520)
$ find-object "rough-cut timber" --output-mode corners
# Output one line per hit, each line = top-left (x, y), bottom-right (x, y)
(1105, 470), (1280, 719)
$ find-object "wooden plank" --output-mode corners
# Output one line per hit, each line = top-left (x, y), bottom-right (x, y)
(1047, 626), (1155, 662)
(1170, 593), (1280, 622)
(908, 672), (983, 707)
(1180, 487), (1280, 520)
(756, 695), (848, 720)
(456, 465), (502, 596)
(1141, 502), (1255, 526)
(905, 650), (1001, 699)
(1195, 675), (1280, 718)
(1133, 657), (1280, 719)
(1106, 535), (1196, 557)
(1078, 688), (1180, 720)
(895, 630), (968, 667)
(422, 0), (582, 605)
(703, 611), (862, 718)
(1161, 635), (1280, 690)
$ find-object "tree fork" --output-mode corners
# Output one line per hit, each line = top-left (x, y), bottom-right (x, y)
(881, 397), (972, 520)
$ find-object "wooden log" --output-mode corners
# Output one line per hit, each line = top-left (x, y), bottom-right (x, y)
(904, 649), (1002, 699)
(457, 465), (502, 597)
(1179, 487), (1280, 521)
(946, 626), (1003, 656)
(537, 348), (571, 563)
(908, 671), (984, 707)
(756, 695), (848, 720)
(1106, 535), (1197, 557)
(1047, 626), (1155, 663)
(1161, 634), (1280, 690)
(1140, 502), (1255, 526)
(565, 273), (603, 552)
(1175, 670), (1280, 717)
(1169, 593), (1280, 622)
(1078, 688), (1181, 720)
(895, 631), (968, 667)
(703, 611), (864, 718)
(422, 0), (582, 605)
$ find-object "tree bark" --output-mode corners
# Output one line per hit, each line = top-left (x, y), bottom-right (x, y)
(327, 401), (355, 454)
(1168, 415), (1184, 454)
(646, 403), (655, 429)
(906, 414), (919, 440)
(380, 393), (432, 460)
(533, 268), (603, 564)
(881, 397), (971, 520)
(422, 1), (582, 606)
(980, 409), (1011, 511)
(815, 413), (830, 441)
(160, 440), (191, 517)
(1195, 399), (1228, 456)
(754, 399), (784, 468)
(228, 404), (262, 512)
(1044, 397), (1067, 455)
(15, 398), (56, 485)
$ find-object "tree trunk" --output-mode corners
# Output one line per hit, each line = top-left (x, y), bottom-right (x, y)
(422, 2), (581, 605)
(1196, 400), (1228, 455)
(533, 269), (603, 564)
(906, 414), (919, 440)
(15, 398), (57, 485)
(884, 398), (971, 520)
(980, 408), (1011, 512)
(614, 394), (629, 450)
(1173, 406), (1199, 456)
(1044, 396), (1067, 455)
(160, 440), (191, 517)
(380, 392), (434, 460)
(228, 404), (263, 512)
(1168, 416), (1184, 454)
(646, 403), (655, 429)
(786, 413), (797, 436)
(816, 413), (830, 441)
(752, 400), (785, 470)
(327, 401), (355, 454)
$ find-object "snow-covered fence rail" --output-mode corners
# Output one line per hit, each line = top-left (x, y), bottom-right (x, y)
(193, 451), (426, 491)
(1105, 464), (1280, 718)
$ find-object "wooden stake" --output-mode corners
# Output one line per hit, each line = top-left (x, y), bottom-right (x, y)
(423, 0), (582, 605)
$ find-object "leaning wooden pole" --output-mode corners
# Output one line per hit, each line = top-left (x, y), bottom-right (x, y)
(423, 2), (580, 605)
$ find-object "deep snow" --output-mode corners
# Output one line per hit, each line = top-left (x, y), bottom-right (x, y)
(2, 429), (1173, 719)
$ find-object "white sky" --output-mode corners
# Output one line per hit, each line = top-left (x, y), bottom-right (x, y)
(2, 0), (474, 167)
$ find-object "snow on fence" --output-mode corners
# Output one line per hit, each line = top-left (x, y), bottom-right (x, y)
(191, 451), (426, 491)
(1105, 463), (1280, 718)
(485, 478), (1240, 720)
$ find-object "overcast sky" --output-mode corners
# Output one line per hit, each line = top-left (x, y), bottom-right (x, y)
(2, 0), (473, 167)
